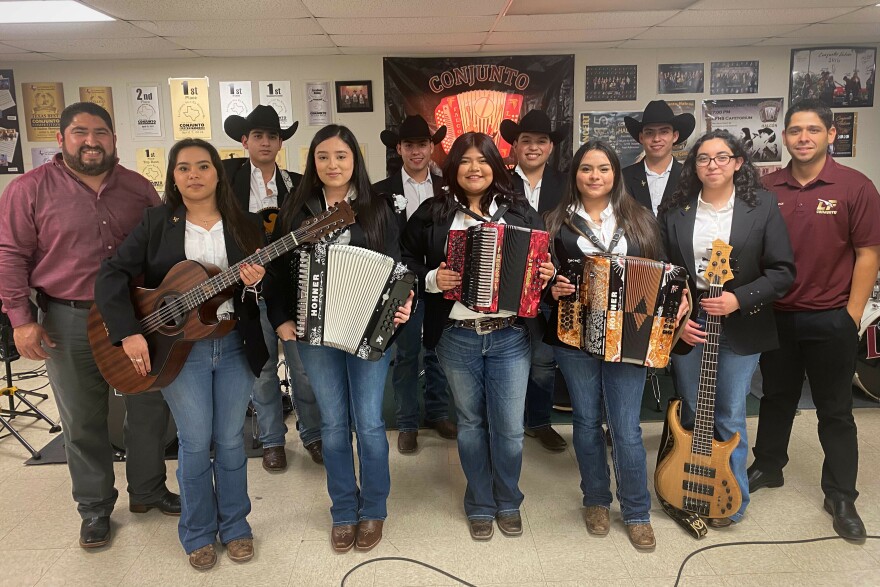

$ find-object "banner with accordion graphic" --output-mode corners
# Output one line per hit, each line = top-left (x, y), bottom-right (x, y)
(383, 55), (575, 173)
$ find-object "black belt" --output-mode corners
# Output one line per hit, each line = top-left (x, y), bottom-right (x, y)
(447, 315), (518, 335)
(45, 296), (93, 310)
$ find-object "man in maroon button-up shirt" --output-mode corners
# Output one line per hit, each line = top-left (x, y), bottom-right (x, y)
(749, 99), (880, 543)
(0, 102), (178, 548)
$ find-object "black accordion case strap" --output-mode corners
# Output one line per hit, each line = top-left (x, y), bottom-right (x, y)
(566, 213), (623, 254)
(454, 202), (509, 223)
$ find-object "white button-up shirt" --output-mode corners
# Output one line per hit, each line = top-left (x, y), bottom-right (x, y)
(184, 220), (233, 317)
(693, 190), (735, 291)
(402, 168), (433, 219)
(572, 201), (628, 256)
(248, 162), (278, 213)
(514, 165), (543, 211)
(645, 158), (673, 217)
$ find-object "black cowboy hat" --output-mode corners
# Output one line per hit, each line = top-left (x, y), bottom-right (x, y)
(499, 109), (567, 145)
(224, 104), (298, 142)
(380, 115), (447, 149)
(624, 100), (695, 145)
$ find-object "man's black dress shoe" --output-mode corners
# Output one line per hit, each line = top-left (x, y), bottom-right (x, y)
(746, 465), (784, 492)
(80, 516), (111, 548)
(823, 498), (867, 543)
(129, 492), (182, 516)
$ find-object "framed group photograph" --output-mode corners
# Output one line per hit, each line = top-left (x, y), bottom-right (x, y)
(658, 63), (704, 94)
(710, 61), (759, 95)
(335, 80), (373, 113)
(585, 65), (637, 102)
(790, 47), (876, 108)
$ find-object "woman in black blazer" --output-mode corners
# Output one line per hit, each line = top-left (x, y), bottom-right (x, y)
(267, 125), (411, 554)
(401, 132), (552, 541)
(95, 139), (268, 570)
(658, 129), (795, 526)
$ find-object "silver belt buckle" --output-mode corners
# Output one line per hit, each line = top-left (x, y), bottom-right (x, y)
(474, 317), (496, 335)
(217, 312), (234, 321)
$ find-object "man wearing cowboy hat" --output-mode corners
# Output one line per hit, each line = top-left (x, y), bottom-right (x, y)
(622, 100), (696, 216)
(223, 105), (324, 471)
(374, 114), (455, 453)
(500, 109), (568, 452)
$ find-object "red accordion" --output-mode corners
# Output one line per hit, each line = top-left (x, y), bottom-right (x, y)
(444, 222), (549, 317)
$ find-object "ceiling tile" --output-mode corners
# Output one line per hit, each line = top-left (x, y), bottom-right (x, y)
(301, 0), (508, 18)
(755, 37), (880, 46)
(0, 42), (28, 54)
(779, 23), (880, 38)
(495, 11), (680, 31)
(169, 35), (333, 50)
(317, 16), (495, 35)
(3, 53), (62, 62)
(331, 32), (486, 47)
(826, 6), (880, 23)
(482, 42), (621, 52)
(636, 24), (805, 40)
(6, 37), (184, 54)
(0, 21), (151, 40)
(130, 19), (322, 37)
(508, 0), (694, 13)
(193, 48), (342, 57)
(487, 28), (646, 44)
(663, 8), (857, 26)
(45, 50), (199, 60)
(81, 0), (311, 19)
(690, 0), (870, 8)
(339, 45), (482, 55)
(618, 38), (765, 48)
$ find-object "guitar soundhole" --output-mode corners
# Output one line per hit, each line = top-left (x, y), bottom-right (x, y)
(155, 295), (188, 333)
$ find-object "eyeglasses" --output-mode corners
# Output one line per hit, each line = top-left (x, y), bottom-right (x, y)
(695, 154), (735, 167)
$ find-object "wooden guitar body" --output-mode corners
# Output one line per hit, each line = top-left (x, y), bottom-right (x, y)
(654, 399), (742, 519)
(88, 260), (235, 394)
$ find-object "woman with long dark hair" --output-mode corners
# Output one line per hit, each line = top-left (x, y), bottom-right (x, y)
(95, 138), (268, 569)
(658, 129), (795, 526)
(401, 132), (553, 541)
(267, 124), (412, 553)
(545, 140), (677, 551)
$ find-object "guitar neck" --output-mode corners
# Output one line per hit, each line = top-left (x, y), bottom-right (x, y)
(691, 283), (723, 457)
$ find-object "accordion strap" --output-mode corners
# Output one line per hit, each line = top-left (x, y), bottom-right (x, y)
(566, 213), (623, 254)
(456, 202), (510, 223)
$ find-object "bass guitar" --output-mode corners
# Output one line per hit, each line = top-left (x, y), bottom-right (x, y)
(654, 238), (742, 519)
(88, 201), (355, 394)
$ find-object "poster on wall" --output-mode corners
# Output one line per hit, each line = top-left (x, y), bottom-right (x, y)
(31, 146), (60, 167)
(218, 81), (253, 127)
(579, 111), (642, 168)
(585, 65), (637, 102)
(658, 63), (704, 94)
(0, 70), (23, 174)
(383, 55), (575, 171)
(221, 146), (287, 168)
(665, 100), (698, 162)
(831, 112), (856, 158)
(710, 61), (759, 95)
(79, 86), (115, 124)
(258, 81), (294, 129)
(169, 77), (211, 140)
(129, 84), (163, 138)
(135, 147), (166, 194)
(21, 81), (65, 142)
(305, 81), (332, 125)
(703, 98), (784, 163)
(756, 165), (782, 178)
(790, 47), (876, 108)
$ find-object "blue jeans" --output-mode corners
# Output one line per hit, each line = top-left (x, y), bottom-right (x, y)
(436, 323), (531, 519)
(525, 304), (556, 429)
(252, 300), (287, 447)
(296, 343), (391, 525)
(555, 347), (651, 525)
(671, 334), (759, 522)
(161, 333), (253, 553)
(392, 301), (452, 431)
(281, 339), (322, 447)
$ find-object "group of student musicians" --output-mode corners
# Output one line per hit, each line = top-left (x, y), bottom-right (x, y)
(3, 95), (875, 570)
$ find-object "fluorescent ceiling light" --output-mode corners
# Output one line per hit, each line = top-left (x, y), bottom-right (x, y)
(0, 1), (114, 23)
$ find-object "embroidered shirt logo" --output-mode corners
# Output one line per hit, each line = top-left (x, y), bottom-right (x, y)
(816, 199), (838, 215)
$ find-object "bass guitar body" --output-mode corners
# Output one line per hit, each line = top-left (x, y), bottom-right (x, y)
(654, 398), (742, 519)
(88, 260), (235, 394)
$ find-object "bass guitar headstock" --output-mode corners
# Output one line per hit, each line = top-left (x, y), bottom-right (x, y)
(704, 239), (734, 287)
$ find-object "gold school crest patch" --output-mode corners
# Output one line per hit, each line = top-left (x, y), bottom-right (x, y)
(816, 199), (838, 215)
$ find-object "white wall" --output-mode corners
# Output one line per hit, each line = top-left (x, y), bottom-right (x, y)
(2, 43), (878, 194)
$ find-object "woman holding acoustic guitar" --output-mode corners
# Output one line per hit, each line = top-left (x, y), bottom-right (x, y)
(95, 138), (268, 570)
(658, 129), (795, 527)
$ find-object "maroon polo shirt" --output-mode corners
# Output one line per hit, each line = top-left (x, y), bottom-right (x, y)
(763, 156), (880, 311)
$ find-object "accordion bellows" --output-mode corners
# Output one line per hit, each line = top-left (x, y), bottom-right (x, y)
(444, 222), (549, 317)
(294, 244), (416, 361)
(559, 255), (687, 368)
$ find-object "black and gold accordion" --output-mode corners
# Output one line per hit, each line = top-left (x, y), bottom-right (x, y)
(443, 222), (549, 317)
(294, 243), (416, 360)
(558, 254), (688, 368)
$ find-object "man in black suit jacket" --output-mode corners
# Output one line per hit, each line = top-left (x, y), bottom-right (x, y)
(622, 100), (696, 216)
(499, 109), (568, 452)
(223, 105), (323, 471)
(374, 115), (455, 454)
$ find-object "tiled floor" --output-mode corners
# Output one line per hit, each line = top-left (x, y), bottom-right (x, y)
(1, 357), (879, 586)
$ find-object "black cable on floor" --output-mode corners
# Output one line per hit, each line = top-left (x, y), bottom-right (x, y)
(674, 534), (880, 586)
(341, 556), (477, 587)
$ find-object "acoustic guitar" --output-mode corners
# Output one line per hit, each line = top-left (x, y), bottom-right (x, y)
(654, 239), (742, 519)
(88, 201), (356, 395)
